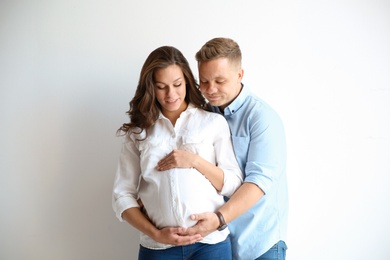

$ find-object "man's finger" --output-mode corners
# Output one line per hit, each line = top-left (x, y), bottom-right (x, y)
(190, 213), (206, 221)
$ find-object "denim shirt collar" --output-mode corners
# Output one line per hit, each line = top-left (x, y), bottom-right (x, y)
(224, 84), (249, 116)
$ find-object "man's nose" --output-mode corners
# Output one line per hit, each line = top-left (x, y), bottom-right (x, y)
(202, 82), (216, 94)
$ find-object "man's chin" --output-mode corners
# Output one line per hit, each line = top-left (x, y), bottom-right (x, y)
(207, 99), (220, 106)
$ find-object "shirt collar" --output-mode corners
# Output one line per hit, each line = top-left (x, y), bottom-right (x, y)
(224, 84), (249, 116)
(158, 103), (197, 119)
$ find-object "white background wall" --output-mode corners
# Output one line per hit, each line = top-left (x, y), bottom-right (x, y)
(1, 0), (389, 259)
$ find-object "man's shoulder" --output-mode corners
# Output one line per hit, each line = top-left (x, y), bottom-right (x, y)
(241, 93), (269, 114)
(240, 94), (283, 128)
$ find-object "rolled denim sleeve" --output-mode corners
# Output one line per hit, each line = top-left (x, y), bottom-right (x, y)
(242, 105), (286, 195)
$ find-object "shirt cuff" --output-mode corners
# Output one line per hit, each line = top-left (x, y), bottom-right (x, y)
(113, 196), (139, 222)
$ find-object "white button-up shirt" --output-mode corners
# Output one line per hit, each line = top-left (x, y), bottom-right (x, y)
(112, 104), (243, 249)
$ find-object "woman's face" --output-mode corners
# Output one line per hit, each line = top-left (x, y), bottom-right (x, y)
(154, 64), (187, 117)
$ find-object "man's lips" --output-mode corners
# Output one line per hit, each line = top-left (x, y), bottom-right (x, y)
(206, 95), (219, 101)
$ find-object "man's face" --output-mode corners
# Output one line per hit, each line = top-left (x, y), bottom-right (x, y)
(198, 58), (243, 110)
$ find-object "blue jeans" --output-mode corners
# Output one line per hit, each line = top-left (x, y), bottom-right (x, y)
(138, 237), (232, 260)
(255, 240), (287, 260)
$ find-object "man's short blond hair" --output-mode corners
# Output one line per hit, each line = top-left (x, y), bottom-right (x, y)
(195, 37), (242, 68)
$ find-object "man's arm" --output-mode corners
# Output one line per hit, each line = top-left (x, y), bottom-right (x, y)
(183, 182), (264, 237)
(218, 182), (264, 223)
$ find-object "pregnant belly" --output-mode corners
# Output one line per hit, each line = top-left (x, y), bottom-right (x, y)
(139, 168), (224, 229)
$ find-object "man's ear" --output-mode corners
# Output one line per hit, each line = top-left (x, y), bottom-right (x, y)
(238, 68), (244, 82)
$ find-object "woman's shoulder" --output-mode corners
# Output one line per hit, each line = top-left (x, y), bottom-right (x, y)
(193, 108), (229, 129)
(195, 107), (224, 119)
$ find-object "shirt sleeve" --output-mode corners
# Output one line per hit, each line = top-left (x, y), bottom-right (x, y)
(244, 106), (287, 195)
(212, 115), (243, 197)
(112, 135), (141, 221)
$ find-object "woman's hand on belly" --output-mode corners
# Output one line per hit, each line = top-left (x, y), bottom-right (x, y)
(156, 149), (197, 171)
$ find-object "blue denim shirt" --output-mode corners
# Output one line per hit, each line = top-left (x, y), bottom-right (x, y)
(210, 85), (289, 260)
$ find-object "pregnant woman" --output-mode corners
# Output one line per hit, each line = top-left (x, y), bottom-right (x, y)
(112, 46), (242, 260)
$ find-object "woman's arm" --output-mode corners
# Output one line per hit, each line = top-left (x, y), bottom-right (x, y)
(156, 150), (224, 191)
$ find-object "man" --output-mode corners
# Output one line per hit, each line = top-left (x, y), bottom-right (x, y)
(187, 37), (289, 260)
